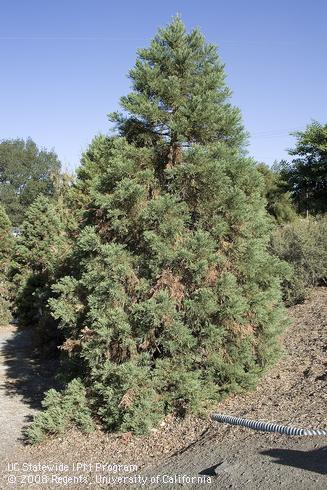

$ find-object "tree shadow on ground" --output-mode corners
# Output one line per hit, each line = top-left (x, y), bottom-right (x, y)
(1, 325), (59, 409)
(261, 446), (327, 475)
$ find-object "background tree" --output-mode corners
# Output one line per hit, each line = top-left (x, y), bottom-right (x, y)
(29, 17), (289, 440)
(279, 122), (327, 215)
(11, 195), (73, 351)
(0, 204), (13, 324)
(0, 138), (61, 225)
(257, 163), (297, 223)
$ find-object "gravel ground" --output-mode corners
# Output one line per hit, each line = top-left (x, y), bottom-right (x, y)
(0, 288), (326, 489)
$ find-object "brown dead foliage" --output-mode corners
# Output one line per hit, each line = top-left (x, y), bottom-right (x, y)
(80, 326), (93, 339)
(150, 269), (185, 305)
(59, 338), (81, 353)
(118, 389), (135, 409)
(73, 302), (84, 313)
(205, 267), (219, 287)
(148, 186), (160, 199)
(228, 322), (255, 338)
(220, 239), (232, 251)
(125, 271), (139, 296)
(161, 314), (173, 326)
(138, 329), (156, 351)
(109, 340), (130, 363)
(166, 144), (183, 168)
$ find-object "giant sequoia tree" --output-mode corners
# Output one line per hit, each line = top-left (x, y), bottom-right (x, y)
(31, 18), (288, 438)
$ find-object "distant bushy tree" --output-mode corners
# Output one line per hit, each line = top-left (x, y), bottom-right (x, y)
(280, 122), (327, 215)
(271, 216), (327, 304)
(31, 17), (288, 439)
(0, 204), (13, 324)
(0, 138), (61, 225)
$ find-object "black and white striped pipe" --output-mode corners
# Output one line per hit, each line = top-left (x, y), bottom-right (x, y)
(212, 413), (327, 436)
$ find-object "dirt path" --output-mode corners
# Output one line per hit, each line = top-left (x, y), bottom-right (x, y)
(0, 326), (57, 461)
(0, 326), (36, 460)
(1, 289), (326, 489)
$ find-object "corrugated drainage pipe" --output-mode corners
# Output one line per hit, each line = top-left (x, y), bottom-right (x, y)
(211, 413), (327, 436)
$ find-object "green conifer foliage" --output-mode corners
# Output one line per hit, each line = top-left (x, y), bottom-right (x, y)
(0, 205), (13, 324)
(42, 18), (288, 436)
(25, 379), (95, 444)
(11, 195), (72, 347)
(257, 163), (297, 223)
(110, 16), (245, 156)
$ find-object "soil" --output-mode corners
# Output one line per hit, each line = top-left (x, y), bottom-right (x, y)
(0, 288), (326, 489)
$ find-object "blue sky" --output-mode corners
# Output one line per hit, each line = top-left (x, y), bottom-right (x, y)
(1, 0), (326, 172)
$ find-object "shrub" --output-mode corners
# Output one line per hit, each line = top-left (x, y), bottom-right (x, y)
(271, 216), (327, 304)
(26, 378), (95, 444)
